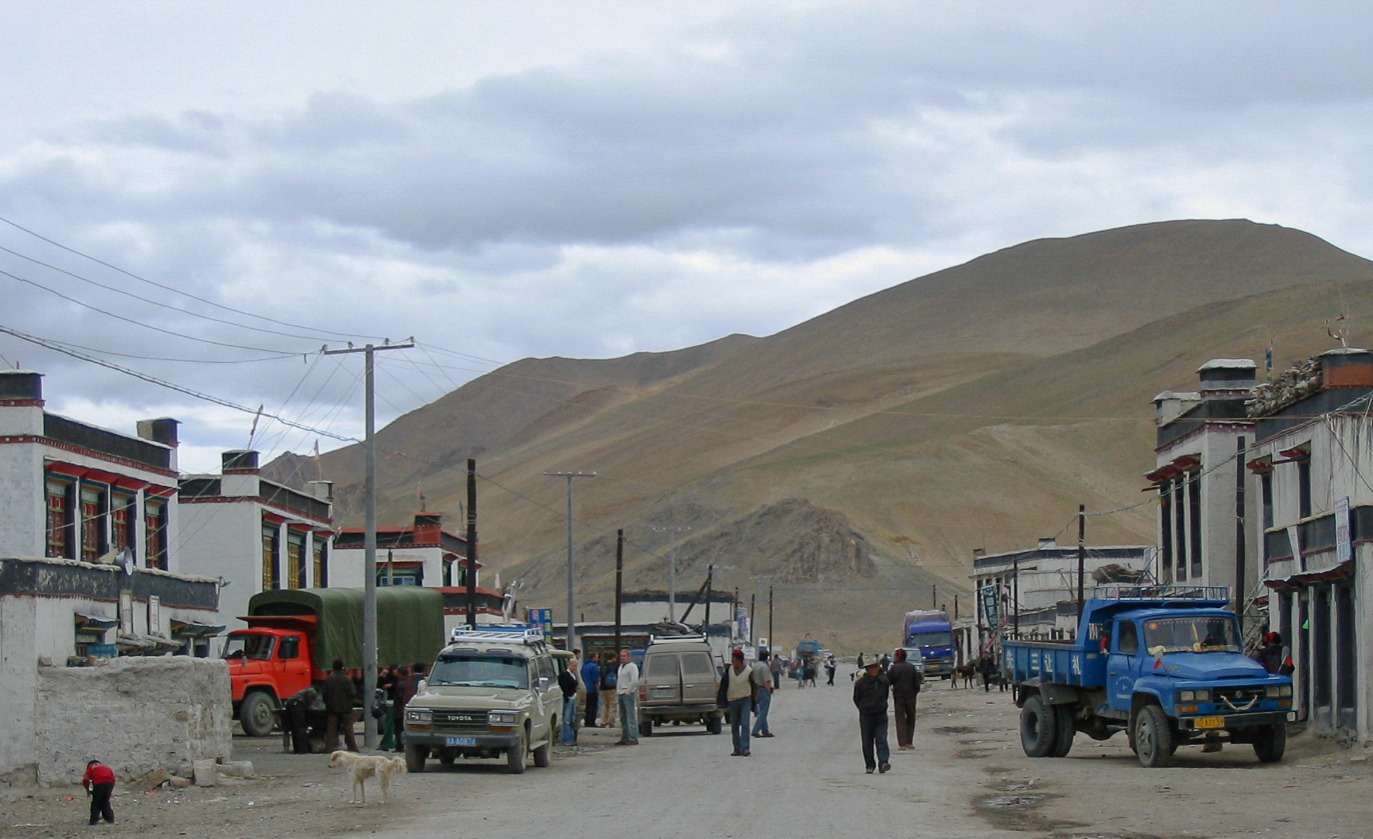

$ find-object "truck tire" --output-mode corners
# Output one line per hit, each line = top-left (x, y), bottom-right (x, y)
(507, 728), (527, 774)
(533, 739), (552, 768)
(239, 691), (276, 738)
(1253, 724), (1286, 763)
(1133, 704), (1173, 768)
(707, 712), (723, 735)
(405, 743), (428, 773)
(1019, 694), (1057, 758)
(640, 718), (654, 738)
(1051, 704), (1075, 757)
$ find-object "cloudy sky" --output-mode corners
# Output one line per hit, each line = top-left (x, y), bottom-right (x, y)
(3, 1), (1371, 472)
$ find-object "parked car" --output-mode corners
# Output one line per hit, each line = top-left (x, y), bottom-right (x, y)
(637, 635), (724, 736)
(403, 625), (567, 774)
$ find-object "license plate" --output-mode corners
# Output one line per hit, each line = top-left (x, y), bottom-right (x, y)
(446, 736), (477, 747)
(1195, 716), (1225, 729)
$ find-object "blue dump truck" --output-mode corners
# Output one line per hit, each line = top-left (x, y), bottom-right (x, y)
(1003, 585), (1293, 767)
(902, 610), (954, 679)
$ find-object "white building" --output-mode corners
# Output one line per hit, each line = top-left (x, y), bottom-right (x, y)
(1146, 359), (1259, 604)
(972, 538), (1155, 639)
(177, 450), (335, 635)
(1247, 347), (1372, 744)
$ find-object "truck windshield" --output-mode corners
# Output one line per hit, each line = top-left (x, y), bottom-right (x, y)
(907, 631), (953, 648)
(428, 654), (530, 689)
(222, 634), (274, 661)
(1143, 617), (1240, 654)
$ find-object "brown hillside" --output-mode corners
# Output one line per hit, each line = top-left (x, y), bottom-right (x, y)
(270, 220), (1373, 653)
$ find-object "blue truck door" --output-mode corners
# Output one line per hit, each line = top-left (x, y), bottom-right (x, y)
(1105, 619), (1141, 712)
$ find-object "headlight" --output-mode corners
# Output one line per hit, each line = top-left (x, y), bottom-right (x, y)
(1267, 685), (1293, 698)
(405, 707), (431, 724)
(488, 710), (518, 727)
(1179, 690), (1211, 702)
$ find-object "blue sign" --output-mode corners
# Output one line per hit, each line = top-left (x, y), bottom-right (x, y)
(527, 608), (553, 639)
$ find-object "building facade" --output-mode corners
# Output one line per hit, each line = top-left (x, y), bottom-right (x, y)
(177, 449), (334, 635)
(1247, 348), (1372, 744)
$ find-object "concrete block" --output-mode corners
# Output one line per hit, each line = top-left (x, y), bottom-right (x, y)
(193, 760), (218, 787)
(215, 761), (254, 778)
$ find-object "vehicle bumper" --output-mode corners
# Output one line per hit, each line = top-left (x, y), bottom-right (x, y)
(640, 704), (720, 719)
(1177, 711), (1288, 730)
(404, 729), (521, 751)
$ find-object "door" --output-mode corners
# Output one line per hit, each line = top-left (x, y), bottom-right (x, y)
(643, 652), (683, 705)
(1105, 619), (1141, 713)
(680, 651), (717, 705)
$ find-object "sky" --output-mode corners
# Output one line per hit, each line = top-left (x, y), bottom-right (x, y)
(3, 1), (1373, 473)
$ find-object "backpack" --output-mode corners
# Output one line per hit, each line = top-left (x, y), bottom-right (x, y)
(601, 667), (617, 690)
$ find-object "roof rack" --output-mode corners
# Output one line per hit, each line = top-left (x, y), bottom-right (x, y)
(450, 625), (546, 645)
(1093, 584), (1230, 602)
(648, 633), (708, 645)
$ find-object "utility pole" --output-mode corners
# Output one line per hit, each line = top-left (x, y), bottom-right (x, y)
(652, 525), (691, 622)
(615, 529), (624, 653)
(323, 339), (413, 749)
(1077, 504), (1086, 624)
(1235, 437), (1247, 638)
(466, 459), (478, 628)
(749, 593), (756, 647)
(545, 470), (595, 653)
(768, 586), (773, 649)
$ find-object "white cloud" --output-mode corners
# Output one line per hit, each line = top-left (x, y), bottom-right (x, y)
(2, 1), (1373, 472)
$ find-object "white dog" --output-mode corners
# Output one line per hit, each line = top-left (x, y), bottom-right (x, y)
(328, 750), (406, 805)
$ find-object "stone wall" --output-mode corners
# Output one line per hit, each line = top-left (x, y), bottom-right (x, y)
(33, 656), (232, 785)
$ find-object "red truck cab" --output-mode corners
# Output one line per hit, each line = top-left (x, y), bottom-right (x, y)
(224, 615), (319, 737)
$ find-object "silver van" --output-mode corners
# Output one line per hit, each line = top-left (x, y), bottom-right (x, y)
(637, 635), (724, 736)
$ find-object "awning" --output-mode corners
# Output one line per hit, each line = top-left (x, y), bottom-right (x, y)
(170, 620), (225, 638)
(74, 611), (119, 632)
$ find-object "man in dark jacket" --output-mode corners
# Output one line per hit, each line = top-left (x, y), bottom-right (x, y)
(581, 651), (600, 727)
(323, 658), (358, 752)
(887, 648), (922, 750)
(852, 659), (891, 774)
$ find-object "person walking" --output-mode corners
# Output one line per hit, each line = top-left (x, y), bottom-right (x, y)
(323, 658), (359, 752)
(598, 652), (618, 728)
(768, 652), (783, 695)
(82, 759), (116, 825)
(852, 658), (891, 774)
(722, 649), (759, 756)
(825, 654), (837, 686)
(558, 655), (579, 745)
(978, 650), (995, 693)
(752, 649), (777, 739)
(887, 648), (922, 750)
(615, 649), (640, 745)
(581, 649), (601, 727)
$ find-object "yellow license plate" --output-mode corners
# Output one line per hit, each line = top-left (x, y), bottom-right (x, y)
(1195, 715), (1225, 729)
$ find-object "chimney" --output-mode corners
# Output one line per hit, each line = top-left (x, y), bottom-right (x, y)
(308, 480), (334, 503)
(1197, 358), (1257, 400)
(222, 450), (260, 473)
(136, 417), (180, 447)
(1319, 347), (1373, 389)
(1037, 537), (1057, 551)
(1153, 390), (1200, 425)
(972, 548), (987, 559)
(0, 370), (44, 403)
(414, 512), (443, 544)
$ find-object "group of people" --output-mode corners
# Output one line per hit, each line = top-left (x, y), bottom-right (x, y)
(851, 648), (923, 773)
(559, 648), (642, 747)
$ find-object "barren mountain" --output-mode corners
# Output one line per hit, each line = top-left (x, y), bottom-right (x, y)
(269, 219), (1373, 652)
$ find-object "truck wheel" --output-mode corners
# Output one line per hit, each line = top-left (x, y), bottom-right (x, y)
(640, 718), (654, 738)
(1051, 705), (1075, 757)
(507, 728), (527, 774)
(707, 713), (723, 735)
(533, 739), (552, 768)
(1253, 724), (1286, 763)
(239, 692), (276, 737)
(1133, 704), (1174, 768)
(404, 743), (428, 773)
(1019, 694), (1057, 758)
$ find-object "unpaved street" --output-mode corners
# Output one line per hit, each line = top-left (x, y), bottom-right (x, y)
(5, 681), (1368, 839)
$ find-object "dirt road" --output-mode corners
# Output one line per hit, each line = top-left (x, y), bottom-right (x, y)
(4, 680), (1368, 838)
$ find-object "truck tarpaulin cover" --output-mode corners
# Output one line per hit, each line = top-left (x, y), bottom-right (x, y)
(247, 587), (444, 671)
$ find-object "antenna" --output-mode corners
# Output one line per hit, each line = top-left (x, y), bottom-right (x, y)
(1326, 315), (1349, 348)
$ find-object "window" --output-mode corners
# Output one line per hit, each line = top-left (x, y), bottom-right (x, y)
(1118, 621), (1139, 655)
(646, 654), (679, 677)
(1187, 473), (1203, 579)
(1260, 472), (1274, 531)
(1158, 482), (1173, 583)
(1297, 460), (1312, 519)
(286, 532), (305, 589)
(261, 522), (281, 590)
(312, 539), (328, 587)
(1172, 479), (1187, 580)
(279, 636), (300, 660)
(81, 485), (108, 562)
(144, 498), (168, 570)
(111, 493), (136, 554)
(682, 652), (716, 677)
(46, 480), (74, 558)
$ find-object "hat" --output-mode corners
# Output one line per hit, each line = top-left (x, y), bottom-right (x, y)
(864, 659), (881, 669)
(732, 649), (745, 660)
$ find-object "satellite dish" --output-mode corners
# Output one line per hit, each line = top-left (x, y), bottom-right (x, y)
(118, 548), (135, 576)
